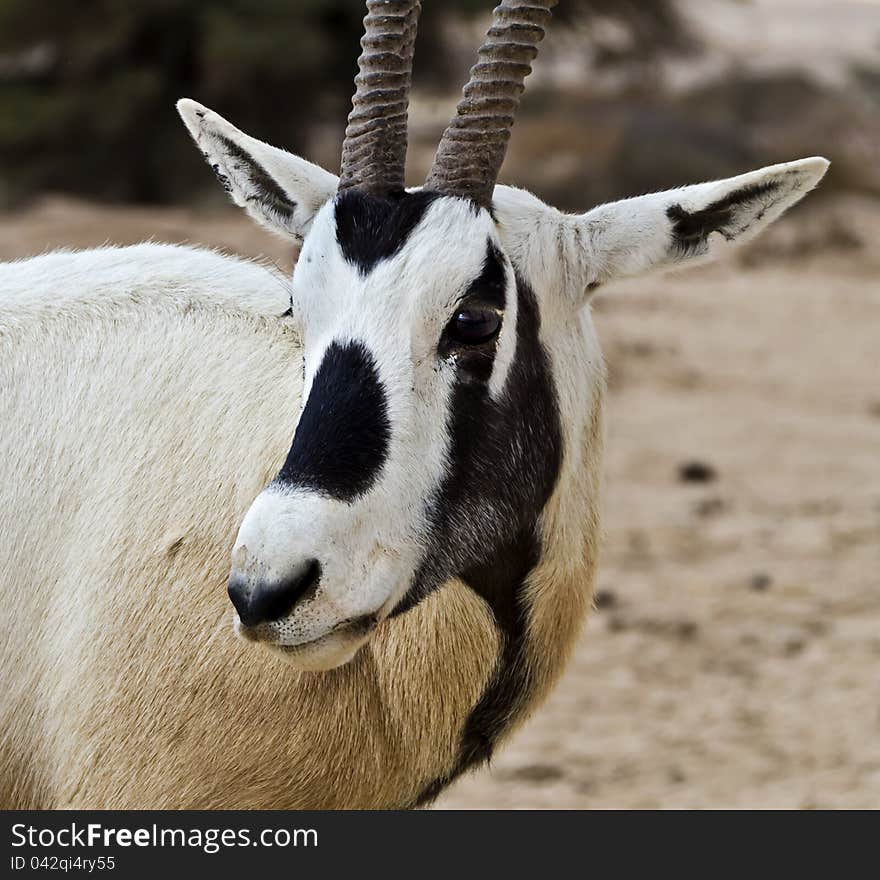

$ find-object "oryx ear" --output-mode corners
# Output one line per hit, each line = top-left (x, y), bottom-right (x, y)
(177, 99), (338, 242)
(572, 157), (829, 293)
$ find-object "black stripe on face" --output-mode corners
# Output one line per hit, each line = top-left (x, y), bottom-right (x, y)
(437, 240), (507, 384)
(276, 341), (390, 502)
(463, 240), (507, 310)
(335, 189), (440, 276)
(666, 179), (783, 259)
(397, 272), (564, 805)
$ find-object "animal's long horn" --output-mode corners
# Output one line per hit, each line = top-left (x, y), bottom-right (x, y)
(338, 0), (422, 196)
(425, 0), (557, 207)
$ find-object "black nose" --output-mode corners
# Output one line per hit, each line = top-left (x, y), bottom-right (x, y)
(228, 559), (321, 627)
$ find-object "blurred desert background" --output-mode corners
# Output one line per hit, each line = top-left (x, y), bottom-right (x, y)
(1, 0), (878, 808)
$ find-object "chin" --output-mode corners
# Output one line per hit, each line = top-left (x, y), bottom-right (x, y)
(264, 629), (372, 672)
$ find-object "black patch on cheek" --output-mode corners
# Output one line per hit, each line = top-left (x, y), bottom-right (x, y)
(335, 189), (440, 275)
(213, 134), (298, 223)
(666, 178), (783, 258)
(276, 341), (390, 502)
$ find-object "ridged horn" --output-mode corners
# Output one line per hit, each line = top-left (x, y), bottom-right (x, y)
(425, 0), (557, 207)
(338, 0), (422, 196)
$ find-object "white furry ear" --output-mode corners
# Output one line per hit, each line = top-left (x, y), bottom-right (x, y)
(571, 157), (829, 293)
(177, 99), (338, 242)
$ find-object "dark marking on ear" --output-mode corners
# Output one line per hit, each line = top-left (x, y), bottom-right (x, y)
(666, 179), (783, 258)
(275, 340), (390, 502)
(213, 134), (298, 223)
(335, 189), (440, 275)
(202, 150), (233, 196)
(397, 273), (564, 806)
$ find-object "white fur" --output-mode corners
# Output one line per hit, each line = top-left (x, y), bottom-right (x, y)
(0, 241), (289, 316)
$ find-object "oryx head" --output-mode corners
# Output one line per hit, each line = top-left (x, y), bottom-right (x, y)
(178, 0), (827, 671)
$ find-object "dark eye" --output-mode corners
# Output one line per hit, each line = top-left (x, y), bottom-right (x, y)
(447, 308), (501, 346)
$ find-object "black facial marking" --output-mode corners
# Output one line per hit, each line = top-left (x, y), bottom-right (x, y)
(396, 272), (564, 805)
(276, 341), (390, 503)
(335, 189), (440, 276)
(666, 179), (783, 259)
(214, 134), (298, 225)
(437, 240), (507, 383)
(463, 239), (507, 310)
(398, 271), (560, 612)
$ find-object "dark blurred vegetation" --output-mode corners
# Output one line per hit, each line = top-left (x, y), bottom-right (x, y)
(0, 0), (877, 209)
(0, 0), (689, 205)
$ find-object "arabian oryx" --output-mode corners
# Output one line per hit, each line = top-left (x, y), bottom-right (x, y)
(0, 0), (827, 808)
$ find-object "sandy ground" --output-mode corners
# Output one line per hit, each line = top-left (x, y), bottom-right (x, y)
(2, 195), (878, 809)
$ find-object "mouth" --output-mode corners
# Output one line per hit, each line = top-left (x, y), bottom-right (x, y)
(236, 611), (378, 645)
(234, 612), (380, 670)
